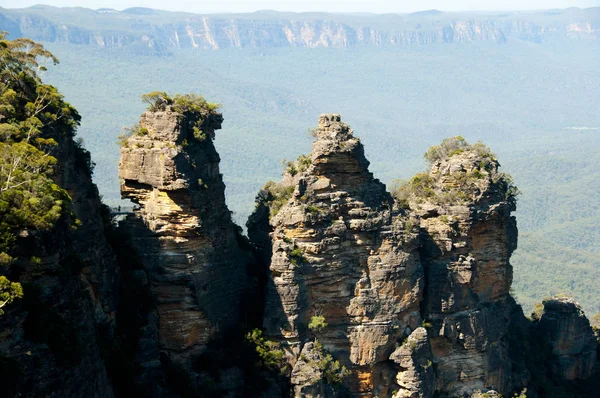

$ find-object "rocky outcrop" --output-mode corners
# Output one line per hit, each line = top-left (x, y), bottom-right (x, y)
(1, 90), (598, 397)
(249, 114), (424, 396)
(118, 101), (254, 390)
(0, 6), (597, 52)
(248, 128), (551, 397)
(390, 327), (435, 398)
(536, 296), (597, 380)
(403, 139), (520, 396)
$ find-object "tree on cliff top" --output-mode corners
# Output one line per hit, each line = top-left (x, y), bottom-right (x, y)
(141, 91), (221, 115)
(393, 136), (519, 208)
(0, 31), (81, 313)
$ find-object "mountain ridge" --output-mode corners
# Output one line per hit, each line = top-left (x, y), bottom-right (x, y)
(1, 5), (598, 51)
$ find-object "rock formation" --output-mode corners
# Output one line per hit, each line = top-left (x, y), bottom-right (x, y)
(405, 138), (520, 396)
(2, 7), (597, 52)
(1, 95), (598, 397)
(248, 121), (595, 398)
(249, 115), (424, 396)
(117, 99), (255, 390)
(536, 296), (597, 380)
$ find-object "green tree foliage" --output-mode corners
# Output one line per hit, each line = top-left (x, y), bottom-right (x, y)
(140, 91), (220, 115)
(259, 181), (295, 219)
(393, 137), (519, 207)
(283, 153), (312, 177)
(0, 275), (23, 314)
(0, 31), (81, 313)
(311, 341), (350, 384)
(308, 315), (327, 334)
(245, 328), (289, 374)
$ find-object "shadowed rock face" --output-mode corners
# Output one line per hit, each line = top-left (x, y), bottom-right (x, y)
(537, 296), (597, 380)
(118, 106), (254, 376)
(0, 127), (119, 397)
(249, 114), (425, 396)
(411, 149), (519, 396)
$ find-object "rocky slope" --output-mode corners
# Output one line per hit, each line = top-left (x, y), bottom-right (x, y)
(0, 6), (597, 52)
(117, 98), (255, 394)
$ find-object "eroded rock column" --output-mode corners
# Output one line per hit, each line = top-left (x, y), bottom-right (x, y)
(249, 115), (424, 396)
(118, 102), (253, 376)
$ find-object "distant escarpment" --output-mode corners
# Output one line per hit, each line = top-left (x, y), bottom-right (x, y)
(0, 6), (598, 52)
(247, 115), (599, 397)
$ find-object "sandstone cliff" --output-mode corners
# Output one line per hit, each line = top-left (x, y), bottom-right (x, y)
(403, 138), (520, 396)
(117, 97), (255, 394)
(1, 6), (597, 52)
(1, 95), (598, 397)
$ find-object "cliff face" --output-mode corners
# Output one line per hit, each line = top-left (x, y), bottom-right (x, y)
(247, 120), (596, 397)
(1, 6), (597, 52)
(117, 103), (255, 391)
(0, 127), (119, 396)
(0, 94), (598, 397)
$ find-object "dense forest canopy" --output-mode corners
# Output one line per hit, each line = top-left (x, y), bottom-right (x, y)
(0, 31), (81, 313)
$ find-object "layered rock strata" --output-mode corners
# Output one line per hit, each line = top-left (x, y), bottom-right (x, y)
(249, 115), (425, 396)
(118, 104), (254, 380)
(404, 141), (520, 396)
(2, 8), (598, 52)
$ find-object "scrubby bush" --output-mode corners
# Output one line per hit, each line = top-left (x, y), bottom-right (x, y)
(308, 315), (327, 334)
(262, 181), (295, 218)
(289, 246), (305, 266)
(393, 137), (519, 208)
(245, 329), (289, 375)
(141, 91), (220, 116)
(312, 341), (350, 384)
(424, 136), (496, 167)
(284, 153), (312, 176)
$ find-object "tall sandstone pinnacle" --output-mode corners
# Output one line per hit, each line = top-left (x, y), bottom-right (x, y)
(249, 114), (425, 396)
(405, 139), (520, 396)
(117, 101), (254, 382)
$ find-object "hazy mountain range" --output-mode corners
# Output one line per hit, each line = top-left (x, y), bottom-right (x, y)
(0, 5), (598, 52)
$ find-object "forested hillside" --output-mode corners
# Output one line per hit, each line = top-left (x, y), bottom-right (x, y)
(1, 6), (599, 314)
